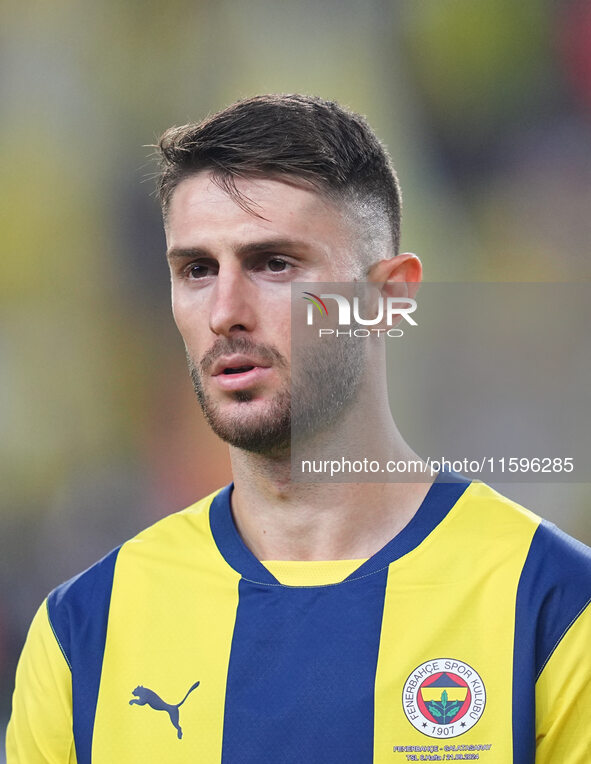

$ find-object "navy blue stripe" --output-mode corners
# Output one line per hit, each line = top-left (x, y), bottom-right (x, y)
(512, 520), (591, 763)
(210, 484), (278, 584)
(47, 546), (120, 764)
(221, 570), (389, 763)
(209, 470), (471, 583)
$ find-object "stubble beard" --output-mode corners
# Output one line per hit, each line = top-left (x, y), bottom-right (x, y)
(187, 338), (291, 456)
(186, 334), (365, 457)
(188, 362), (292, 457)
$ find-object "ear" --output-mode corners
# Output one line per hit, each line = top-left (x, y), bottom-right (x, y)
(367, 253), (422, 301)
(365, 253), (422, 330)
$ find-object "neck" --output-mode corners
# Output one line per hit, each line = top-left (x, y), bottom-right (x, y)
(228, 388), (433, 561)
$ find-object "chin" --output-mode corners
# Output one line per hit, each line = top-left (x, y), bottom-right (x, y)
(204, 392), (292, 455)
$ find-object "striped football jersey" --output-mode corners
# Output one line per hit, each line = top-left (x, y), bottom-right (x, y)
(7, 472), (591, 762)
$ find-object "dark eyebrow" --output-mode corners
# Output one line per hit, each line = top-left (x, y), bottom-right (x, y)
(166, 246), (207, 261)
(236, 238), (313, 256)
(166, 238), (313, 261)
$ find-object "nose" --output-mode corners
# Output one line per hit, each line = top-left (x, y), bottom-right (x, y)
(209, 265), (256, 337)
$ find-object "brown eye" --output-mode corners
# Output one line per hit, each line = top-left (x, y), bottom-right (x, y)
(188, 264), (209, 278)
(267, 258), (287, 272)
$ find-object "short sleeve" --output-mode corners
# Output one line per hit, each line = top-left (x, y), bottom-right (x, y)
(6, 600), (77, 764)
(535, 600), (591, 762)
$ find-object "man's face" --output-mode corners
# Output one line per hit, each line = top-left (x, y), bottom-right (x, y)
(165, 171), (365, 454)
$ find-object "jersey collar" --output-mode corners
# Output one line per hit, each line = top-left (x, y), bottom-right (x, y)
(209, 470), (471, 586)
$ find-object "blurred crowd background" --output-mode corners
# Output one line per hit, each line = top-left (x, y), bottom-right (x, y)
(2, 0), (591, 750)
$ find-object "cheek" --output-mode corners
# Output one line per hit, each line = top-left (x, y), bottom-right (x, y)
(171, 297), (188, 337)
(266, 301), (291, 344)
(275, 319), (292, 368)
(171, 292), (205, 349)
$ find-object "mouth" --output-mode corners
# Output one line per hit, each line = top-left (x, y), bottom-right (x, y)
(211, 355), (270, 376)
(221, 365), (256, 375)
(211, 356), (273, 391)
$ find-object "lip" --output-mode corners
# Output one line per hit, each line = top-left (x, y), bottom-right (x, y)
(211, 354), (271, 377)
(212, 365), (273, 391)
(211, 354), (272, 392)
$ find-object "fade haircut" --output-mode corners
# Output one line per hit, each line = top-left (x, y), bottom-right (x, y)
(156, 94), (402, 260)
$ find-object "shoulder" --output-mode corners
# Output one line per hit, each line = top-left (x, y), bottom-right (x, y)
(466, 483), (591, 679)
(447, 480), (542, 552)
(455, 481), (590, 567)
(460, 480), (591, 589)
(524, 516), (591, 581)
(517, 516), (591, 676)
(47, 487), (225, 664)
(455, 480), (540, 526)
(454, 481), (591, 666)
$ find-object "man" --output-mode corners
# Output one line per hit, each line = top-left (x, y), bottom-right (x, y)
(7, 95), (591, 763)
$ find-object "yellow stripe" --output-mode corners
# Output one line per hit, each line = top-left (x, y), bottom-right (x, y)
(6, 602), (78, 763)
(93, 491), (241, 763)
(262, 559), (367, 587)
(536, 602), (591, 762)
(373, 481), (539, 762)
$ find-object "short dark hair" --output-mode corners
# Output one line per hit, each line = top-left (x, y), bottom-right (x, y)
(156, 94), (402, 254)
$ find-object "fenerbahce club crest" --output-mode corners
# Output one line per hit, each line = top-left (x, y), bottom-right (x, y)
(402, 659), (486, 739)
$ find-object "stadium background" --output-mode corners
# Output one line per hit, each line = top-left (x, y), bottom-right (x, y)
(1, 0), (591, 753)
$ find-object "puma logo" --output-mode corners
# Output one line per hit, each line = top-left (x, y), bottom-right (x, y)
(129, 681), (200, 739)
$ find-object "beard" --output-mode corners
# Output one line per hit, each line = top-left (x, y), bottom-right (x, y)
(187, 336), (290, 455)
(187, 333), (365, 456)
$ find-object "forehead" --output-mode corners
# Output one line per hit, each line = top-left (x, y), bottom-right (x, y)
(165, 171), (353, 254)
